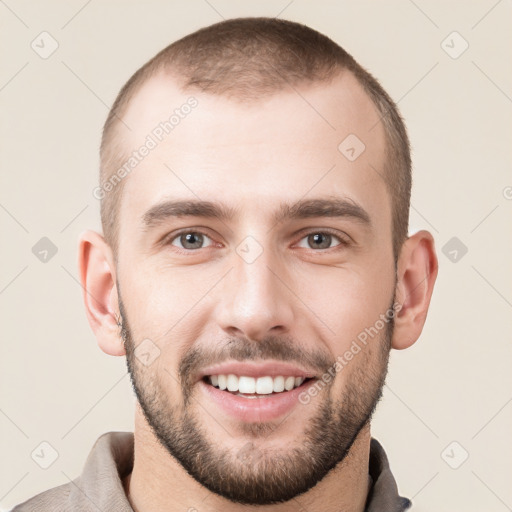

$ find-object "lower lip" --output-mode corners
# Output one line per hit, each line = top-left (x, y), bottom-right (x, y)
(199, 379), (315, 423)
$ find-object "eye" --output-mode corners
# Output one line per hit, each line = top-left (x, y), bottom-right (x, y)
(296, 231), (349, 250)
(169, 231), (214, 250)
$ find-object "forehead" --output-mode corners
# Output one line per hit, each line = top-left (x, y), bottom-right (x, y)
(116, 70), (388, 231)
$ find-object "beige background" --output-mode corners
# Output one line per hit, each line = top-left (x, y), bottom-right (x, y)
(1, 1), (511, 510)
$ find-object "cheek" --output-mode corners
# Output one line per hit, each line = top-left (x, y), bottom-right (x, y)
(121, 263), (220, 355)
(124, 264), (181, 319)
(293, 262), (395, 354)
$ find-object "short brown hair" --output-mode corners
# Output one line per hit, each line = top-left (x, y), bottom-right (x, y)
(100, 17), (411, 259)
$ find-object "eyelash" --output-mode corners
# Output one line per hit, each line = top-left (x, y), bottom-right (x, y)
(165, 228), (351, 254)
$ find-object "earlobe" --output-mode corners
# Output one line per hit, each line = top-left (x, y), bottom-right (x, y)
(391, 230), (438, 350)
(78, 230), (125, 356)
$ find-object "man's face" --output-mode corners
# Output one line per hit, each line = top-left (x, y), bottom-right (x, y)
(115, 71), (396, 504)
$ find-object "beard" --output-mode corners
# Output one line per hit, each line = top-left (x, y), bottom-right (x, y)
(120, 294), (393, 505)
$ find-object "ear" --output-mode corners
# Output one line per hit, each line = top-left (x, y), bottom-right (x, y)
(77, 230), (125, 356)
(391, 230), (438, 350)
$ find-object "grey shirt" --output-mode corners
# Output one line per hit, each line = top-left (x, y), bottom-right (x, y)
(12, 432), (412, 511)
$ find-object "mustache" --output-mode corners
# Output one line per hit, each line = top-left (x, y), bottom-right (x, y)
(179, 334), (334, 391)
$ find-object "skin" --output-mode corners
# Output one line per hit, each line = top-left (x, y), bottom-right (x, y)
(78, 69), (438, 512)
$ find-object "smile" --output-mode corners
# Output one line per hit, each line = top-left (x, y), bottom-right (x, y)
(204, 374), (312, 397)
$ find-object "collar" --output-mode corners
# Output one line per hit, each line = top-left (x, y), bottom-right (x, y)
(13, 432), (411, 511)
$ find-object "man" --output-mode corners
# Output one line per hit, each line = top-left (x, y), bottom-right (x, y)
(13, 17), (437, 512)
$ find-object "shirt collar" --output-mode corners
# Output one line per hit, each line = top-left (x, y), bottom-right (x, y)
(14, 431), (411, 511)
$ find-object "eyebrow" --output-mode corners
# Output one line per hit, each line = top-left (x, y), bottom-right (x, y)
(142, 197), (371, 229)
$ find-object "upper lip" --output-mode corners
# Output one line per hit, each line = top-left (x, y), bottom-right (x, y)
(197, 361), (318, 382)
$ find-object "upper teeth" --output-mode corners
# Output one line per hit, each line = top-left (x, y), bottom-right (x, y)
(208, 375), (306, 394)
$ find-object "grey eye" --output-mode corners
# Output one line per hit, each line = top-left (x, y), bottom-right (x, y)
(171, 232), (213, 250)
(297, 232), (341, 250)
(309, 233), (332, 249)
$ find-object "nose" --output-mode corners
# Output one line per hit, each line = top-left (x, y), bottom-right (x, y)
(216, 245), (295, 342)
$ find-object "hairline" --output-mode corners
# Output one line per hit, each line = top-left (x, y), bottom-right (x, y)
(100, 46), (409, 261)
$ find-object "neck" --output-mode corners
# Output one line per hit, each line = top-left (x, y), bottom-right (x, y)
(124, 404), (372, 512)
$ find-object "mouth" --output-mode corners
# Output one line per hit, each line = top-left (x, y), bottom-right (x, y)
(197, 362), (319, 422)
(203, 374), (315, 398)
